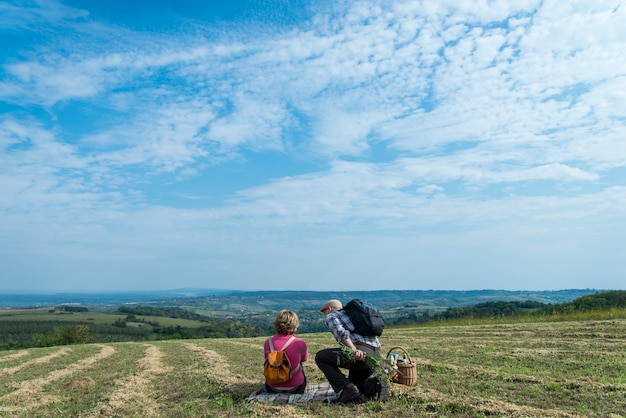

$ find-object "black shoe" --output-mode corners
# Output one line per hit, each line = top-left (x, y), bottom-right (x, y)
(361, 376), (382, 400)
(332, 383), (362, 403)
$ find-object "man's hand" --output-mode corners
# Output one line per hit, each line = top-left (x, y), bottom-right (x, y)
(340, 339), (367, 361)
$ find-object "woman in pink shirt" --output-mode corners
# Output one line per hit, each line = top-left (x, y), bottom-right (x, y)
(263, 310), (309, 394)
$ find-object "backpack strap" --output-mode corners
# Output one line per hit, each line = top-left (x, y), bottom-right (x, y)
(279, 335), (296, 351)
(268, 336), (294, 352)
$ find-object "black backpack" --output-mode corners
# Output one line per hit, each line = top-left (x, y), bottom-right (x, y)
(343, 298), (384, 337)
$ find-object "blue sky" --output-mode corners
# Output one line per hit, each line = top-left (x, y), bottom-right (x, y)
(1, 0), (625, 292)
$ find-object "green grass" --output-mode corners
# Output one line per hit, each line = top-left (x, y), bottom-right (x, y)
(1, 318), (625, 417)
(41, 343), (146, 416)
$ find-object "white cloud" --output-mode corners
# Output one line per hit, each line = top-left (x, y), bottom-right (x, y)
(0, 0), (88, 29)
(207, 93), (288, 151)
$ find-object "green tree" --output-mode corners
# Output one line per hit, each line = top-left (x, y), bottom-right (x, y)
(52, 325), (92, 345)
(112, 318), (127, 327)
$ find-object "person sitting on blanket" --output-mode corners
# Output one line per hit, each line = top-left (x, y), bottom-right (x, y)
(315, 299), (382, 403)
(264, 310), (309, 394)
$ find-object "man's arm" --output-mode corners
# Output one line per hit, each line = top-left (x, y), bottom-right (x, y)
(341, 338), (356, 350)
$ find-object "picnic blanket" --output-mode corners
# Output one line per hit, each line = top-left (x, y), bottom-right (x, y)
(246, 382), (338, 404)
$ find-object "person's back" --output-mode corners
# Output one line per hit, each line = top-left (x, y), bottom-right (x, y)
(263, 310), (309, 394)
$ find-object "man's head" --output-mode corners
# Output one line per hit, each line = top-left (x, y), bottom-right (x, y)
(320, 299), (342, 315)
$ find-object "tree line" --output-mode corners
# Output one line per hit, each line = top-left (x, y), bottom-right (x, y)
(117, 305), (208, 320)
(0, 306), (265, 350)
(422, 290), (626, 322)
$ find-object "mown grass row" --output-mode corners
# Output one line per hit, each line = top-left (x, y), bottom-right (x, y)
(1, 318), (625, 417)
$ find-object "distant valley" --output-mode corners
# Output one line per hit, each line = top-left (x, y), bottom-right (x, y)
(0, 288), (597, 312)
(1, 288), (617, 350)
(0, 288), (599, 331)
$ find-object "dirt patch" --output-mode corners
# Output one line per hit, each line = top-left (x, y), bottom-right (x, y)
(66, 375), (97, 389)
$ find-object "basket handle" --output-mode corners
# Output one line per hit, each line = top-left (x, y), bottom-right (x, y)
(385, 346), (414, 364)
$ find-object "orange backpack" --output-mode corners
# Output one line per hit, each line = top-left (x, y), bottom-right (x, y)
(264, 336), (300, 385)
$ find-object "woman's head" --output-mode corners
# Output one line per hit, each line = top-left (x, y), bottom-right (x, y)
(274, 310), (299, 335)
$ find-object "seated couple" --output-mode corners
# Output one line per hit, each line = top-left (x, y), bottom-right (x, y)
(263, 300), (382, 403)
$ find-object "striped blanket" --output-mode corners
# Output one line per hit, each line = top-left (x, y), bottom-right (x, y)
(246, 382), (338, 404)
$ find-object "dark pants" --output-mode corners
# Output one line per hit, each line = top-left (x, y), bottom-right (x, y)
(264, 370), (307, 394)
(264, 380), (306, 394)
(315, 348), (373, 393)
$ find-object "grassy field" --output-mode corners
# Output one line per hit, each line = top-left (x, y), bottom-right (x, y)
(1, 318), (625, 417)
(0, 309), (209, 328)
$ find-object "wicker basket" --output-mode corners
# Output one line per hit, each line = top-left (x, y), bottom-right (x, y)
(385, 346), (417, 386)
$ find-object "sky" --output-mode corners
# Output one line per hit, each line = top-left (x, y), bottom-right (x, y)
(1, 0), (625, 293)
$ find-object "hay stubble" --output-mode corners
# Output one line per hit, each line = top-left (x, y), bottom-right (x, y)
(0, 319), (624, 417)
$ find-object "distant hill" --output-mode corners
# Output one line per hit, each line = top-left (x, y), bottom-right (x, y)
(1, 288), (598, 311)
(0, 288), (602, 334)
(157, 288), (599, 313)
(139, 289), (601, 333)
(0, 288), (232, 310)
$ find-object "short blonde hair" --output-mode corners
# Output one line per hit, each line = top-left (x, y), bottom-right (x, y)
(320, 299), (342, 312)
(274, 310), (299, 335)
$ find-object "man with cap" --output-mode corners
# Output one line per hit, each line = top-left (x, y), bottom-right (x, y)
(315, 299), (382, 403)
